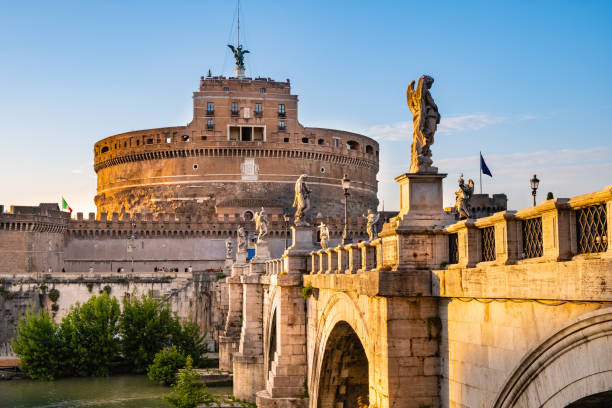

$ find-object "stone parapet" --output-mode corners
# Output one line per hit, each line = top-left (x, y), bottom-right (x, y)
(443, 185), (612, 269)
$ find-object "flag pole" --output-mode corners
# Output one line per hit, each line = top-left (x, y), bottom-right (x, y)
(479, 151), (483, 194)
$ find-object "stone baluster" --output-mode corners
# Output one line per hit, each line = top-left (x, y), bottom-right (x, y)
(318, 250), (327, 274)
(336, 245), (349, 274)
(345, 243), (361, 274)
(326, 248), (338, 274)
(310, 252), (317, 274)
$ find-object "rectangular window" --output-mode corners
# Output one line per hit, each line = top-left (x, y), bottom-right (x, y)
(166, 136), (171, 143)
(231, 102), (239, 115)
(448, 233), (459, 264)
(333, 138), (340, 148)
(255, 103), (262, 113)
(241, 127), (252, 141)
(224, 87), (230, 92)
(278, 121), (286, 131)
(576, 204), (608, 254)
(207, 102), (214, 114)
(207, 119), (214, 130)
(260, 88), (265, 94)
(229, 126), (240, 141)
(522, 217), (543, 259)
(278, 104), (285, 116)
(253, 127), (264, 141)
(480, 226), (496, 262)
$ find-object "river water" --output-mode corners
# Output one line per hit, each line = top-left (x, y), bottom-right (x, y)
(0, 375), (232, 408)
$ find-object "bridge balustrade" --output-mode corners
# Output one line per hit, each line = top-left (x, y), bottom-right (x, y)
(443, 186), (612, 268)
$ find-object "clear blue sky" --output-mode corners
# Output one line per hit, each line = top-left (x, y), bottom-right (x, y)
(1, 1), (611, 214)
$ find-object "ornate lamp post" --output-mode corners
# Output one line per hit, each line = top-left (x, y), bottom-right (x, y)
(283, 213), (290, 250)
(530, 174), (540, 206)
(341, 174), (352, 245)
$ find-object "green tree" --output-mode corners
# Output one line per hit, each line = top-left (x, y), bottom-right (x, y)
(164, 356), (215, 408)
(119, 293), (174, 372)
(172, 321), (208, 367)
(61, 292), (121, 376)
(12, 308), (62, 380)
(148, 345), (186, 385)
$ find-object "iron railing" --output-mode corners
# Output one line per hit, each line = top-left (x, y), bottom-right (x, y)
(481, 226), (496, 262)
(577, 204), (608, 254)
(522, 217), (543, 259)
(449, 233), (459, 264)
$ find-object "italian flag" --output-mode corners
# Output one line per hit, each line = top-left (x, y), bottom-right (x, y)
(61, 197), (73, 214)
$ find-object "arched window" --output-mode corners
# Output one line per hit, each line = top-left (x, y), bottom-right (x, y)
(346, 140), (359, 151)
(101, 146), (109, 153)
(365, 145), (374, 154)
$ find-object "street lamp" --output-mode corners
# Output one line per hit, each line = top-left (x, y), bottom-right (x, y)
(282, 213), (291, 250)
(530, 174), (540, 206)
(341, 174), (352, 245)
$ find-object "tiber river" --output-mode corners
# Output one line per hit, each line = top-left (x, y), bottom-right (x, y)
(0, 375), (232, 407)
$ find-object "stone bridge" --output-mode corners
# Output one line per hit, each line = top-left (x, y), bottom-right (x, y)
(219, 173), (612, 408)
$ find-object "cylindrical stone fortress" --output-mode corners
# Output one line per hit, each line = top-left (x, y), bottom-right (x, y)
(94, 76), (379, 220)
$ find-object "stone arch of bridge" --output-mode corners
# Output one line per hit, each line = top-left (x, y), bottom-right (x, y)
(310, 291), (372, 408)
(263, 287), (281, 385)
(493, 307), (612, 408)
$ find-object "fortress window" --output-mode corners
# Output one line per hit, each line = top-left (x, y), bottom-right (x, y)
(207, 102), (214, 115)
(318, 138), (325, 145)
(231, 102), (239, 115)
(201, 135), (207, 140)
(279, 121), (286, 131)
(259, 88), (265, 94)
(346, 140), (359, 151)
(366, 145), (374, 154)
(101, 146), (109, 153)
(241, 127), (252, 141)
(283, 137), (289, 143)
(320, 167), (326, 173)
(255, 103), (262, 114)
(166, 136), (172, 143)
(229, 126), (240, 140)
(182, 135), (190, 142)
(123, 142), (127, 148)
(301, 137), (309, 144)
(193, 164), (198, 170)
(207, 119), (214, 130)
(253, 127), (264, 141)
(147, 138), (153, 144)
(243, 210), (254, 221)
(136, 140), (140, 146)
(114, 143), (117, 149)
(278, 104), (286, 117)
(224, 87), (230, 92)
(333, 138), (340, 148)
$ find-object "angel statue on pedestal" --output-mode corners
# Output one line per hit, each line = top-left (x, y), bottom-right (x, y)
(363, 209), (380, 241)
(407, 75), (441, 174)
(254, 207), (269, 243)
(292, 174), (311, 226)
(455, 173), (474, 219)
(237, 226), (247, 253)
(318, 222), (330, 250)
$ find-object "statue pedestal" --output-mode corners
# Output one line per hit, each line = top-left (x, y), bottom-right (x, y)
(283, 226), (315, 274)
(394, 172), (448, 227)
(235, 250), (248, 265)
(252, 240), (270, 262)
(235, 67), (245, 78)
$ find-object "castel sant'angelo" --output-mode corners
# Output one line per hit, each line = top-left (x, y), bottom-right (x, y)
(0, 44), (384, 273)
(93, 66), (379, 220)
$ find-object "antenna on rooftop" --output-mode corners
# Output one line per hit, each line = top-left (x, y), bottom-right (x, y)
(227, 0), (249, 79)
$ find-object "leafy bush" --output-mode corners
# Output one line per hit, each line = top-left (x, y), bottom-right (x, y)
(148, 345), (186, 385)
(48, 288), (60, 303)
(12, 308), (63, 380)
(164, 356), (215, 408)
(60, 292), (121, 376)
(172, 321), (208, 367)
(119, 293), (175, 373)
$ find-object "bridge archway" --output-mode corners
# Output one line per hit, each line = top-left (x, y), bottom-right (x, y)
(317, 321), (368, 408)
(494, 308), (612, 408)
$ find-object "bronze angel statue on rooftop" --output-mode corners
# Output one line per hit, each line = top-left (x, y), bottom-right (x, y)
(227, 44), (249, 69)
(407, 75), (441, 173)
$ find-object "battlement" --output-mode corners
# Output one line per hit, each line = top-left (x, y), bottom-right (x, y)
(198, 76), (291, 93)
(0, 203), (69, 232)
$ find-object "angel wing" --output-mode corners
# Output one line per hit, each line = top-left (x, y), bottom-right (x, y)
(242, 49), (250, 54)
(406, 80), (418, 114)
(372, 213), (380, 224)
(227, 44), (236, 54)
(467, 179), (475, 196)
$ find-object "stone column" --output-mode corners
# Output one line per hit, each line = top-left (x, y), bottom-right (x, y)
(232, 241), (268, 403)
(218, 250), (248, 371)
(256, 225), (312, 408)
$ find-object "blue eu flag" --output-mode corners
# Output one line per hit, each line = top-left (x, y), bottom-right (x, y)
(480, 152), (492, 177)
